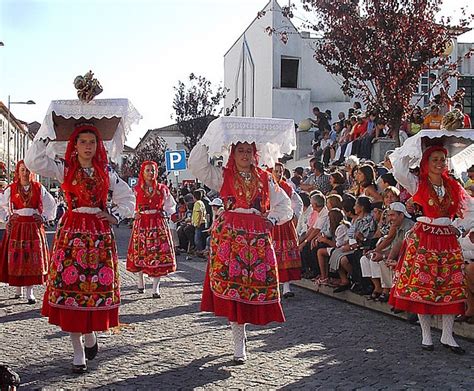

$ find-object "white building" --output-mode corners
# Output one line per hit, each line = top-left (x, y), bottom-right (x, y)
(224, 0), (474, 126)
(0, 102), (33, 180)
(224, 0), (350, 126)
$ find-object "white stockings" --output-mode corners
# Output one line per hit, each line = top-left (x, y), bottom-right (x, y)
(25, 286), (35, 301)
(418, 314), (459, 347)
(70, 333), (85, 366)
(282, 282), (291, 295)
(152, 277), (161, 295)
(418, 314), (432, 346)
(137, 271), (145, 290)
(230, 322), (247, 359)
(441, 314), (459, 347)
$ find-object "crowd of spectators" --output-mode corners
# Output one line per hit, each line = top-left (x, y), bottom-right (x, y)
(307, 89), (472, 167)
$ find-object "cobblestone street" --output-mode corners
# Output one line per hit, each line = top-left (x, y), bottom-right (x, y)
(1, 226), (474, 389)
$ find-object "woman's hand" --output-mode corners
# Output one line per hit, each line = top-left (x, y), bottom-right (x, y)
(96, 211), (118, 225)
(32, 214), (44, 224)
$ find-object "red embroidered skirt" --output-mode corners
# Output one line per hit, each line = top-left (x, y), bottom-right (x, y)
(0, 216), (49, 286)
(389, 221), (466, 315)
(272, 220), (301, 282)
(42, 212), (120, 333)
(201, 211), (285, 325)
(126, 212), (176, 277)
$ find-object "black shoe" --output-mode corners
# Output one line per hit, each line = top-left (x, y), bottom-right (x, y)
(421, 344), (434, 351)
(233, 356), (246, 365)
(71, 364), (87, 374)
(333, 284), (351, 293)
(441, 343), (465, 355)
(27, 298), (36, 305)
(283, 292), (295, 299)
(152, 293), (161, 299)
(137, 288), (144, 294)
(85, 342), (98, 360)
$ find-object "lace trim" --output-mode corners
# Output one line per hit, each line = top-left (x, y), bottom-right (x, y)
(34, 99), (141, 163)
(199, 117), (296, 167)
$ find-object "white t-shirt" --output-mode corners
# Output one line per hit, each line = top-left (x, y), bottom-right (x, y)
(313, 206), (329, 230)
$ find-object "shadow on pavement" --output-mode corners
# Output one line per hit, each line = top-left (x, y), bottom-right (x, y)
(97, 355), (231, 390)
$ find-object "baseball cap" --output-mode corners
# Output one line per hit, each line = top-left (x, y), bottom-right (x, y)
(209, 198), (223, 207)
(389, 202), (411, 218)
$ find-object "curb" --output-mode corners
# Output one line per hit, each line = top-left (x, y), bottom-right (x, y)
(293, 279), (474, 341)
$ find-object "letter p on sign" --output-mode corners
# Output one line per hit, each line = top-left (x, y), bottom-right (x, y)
(165, 150), (187, 171)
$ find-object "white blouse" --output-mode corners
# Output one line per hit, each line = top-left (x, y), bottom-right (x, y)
(25, 139), (135, 221)
(188, 143), (293, 225)
(0, 185), (57, 222)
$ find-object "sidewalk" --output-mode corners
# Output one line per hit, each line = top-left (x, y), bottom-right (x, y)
(294, 279), (474, 340)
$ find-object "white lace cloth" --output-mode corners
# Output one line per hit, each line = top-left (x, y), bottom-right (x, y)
(390, 129), (474, 179)
(34, 99), (142, 163)
(199, 116), (296, 167)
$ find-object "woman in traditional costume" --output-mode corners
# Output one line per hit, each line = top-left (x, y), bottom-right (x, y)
(24, 124), (135, 373)
(189, 121), (293, 364)
(271, 162), (303, 298)
(389, 145), (472, 354)
(126, 160), (177, 298)
(0, 161), (56, 303)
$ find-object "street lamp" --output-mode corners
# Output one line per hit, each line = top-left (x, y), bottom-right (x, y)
(6, 95), (36, 180)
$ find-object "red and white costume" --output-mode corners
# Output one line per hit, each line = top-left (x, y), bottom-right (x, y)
(126, 161), (177, 285)
(272, 179), (303, 284)
(24, 127), (135, 333)
(189, 143), (293, 325)
(390, 145), (473, 350)
(0, 163), (56, 289)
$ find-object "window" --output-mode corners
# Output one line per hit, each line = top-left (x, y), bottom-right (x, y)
(281, 58), (299, 88)
(459, 76), (473, 125)
(418, 71), (430, 106)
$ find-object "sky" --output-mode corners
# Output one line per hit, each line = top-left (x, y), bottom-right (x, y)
(1, 0), (473, 148)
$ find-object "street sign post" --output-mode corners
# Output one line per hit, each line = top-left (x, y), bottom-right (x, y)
(165, 150), (187, 171)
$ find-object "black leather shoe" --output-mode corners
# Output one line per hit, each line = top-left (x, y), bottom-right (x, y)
(27, 298), (36, 305)
(152, 293), (161, 299)
(421, 344), (434, 351)
(137, 288), (144, 294)
(85, 342), (98, 360)
(441, 343), (465, 355)
(71, 364), (87, 374)
(333, 284), (350, 293)
(233, 356), (246, 365)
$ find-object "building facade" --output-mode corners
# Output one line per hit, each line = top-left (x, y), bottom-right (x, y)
(224, 0), (474, 126)
(0, 102), (33, 180)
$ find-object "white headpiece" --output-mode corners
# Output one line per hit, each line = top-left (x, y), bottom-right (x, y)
(34, 99), (142, 163)
(198, 116), (296, 167)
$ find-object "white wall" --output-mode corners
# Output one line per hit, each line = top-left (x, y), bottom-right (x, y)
(224, 1), (274, 118)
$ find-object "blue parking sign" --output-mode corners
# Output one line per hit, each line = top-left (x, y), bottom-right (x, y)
(165, 150), (187, 171)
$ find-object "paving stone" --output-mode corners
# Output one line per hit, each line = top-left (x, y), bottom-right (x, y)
(1, 226), (473, 389)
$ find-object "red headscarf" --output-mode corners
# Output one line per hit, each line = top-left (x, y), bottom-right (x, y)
(137, 160), (159, 191)
(220, 142), (270, 211)
(9, 160), (42, 213)
(61, 125), (110, 208)
(412, 145), (466, 218)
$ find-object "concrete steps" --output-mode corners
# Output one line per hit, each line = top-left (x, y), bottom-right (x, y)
(294, 278), (474, 341)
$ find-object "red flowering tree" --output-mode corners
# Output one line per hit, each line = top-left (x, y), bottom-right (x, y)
(172, 73), (239, 150)
(264, 0), (473, 145)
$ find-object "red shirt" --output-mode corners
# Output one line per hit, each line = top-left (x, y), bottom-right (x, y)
(352, 121), (368, 139)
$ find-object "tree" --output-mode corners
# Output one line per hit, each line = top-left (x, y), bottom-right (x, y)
(120, 136), (167, 181)
(172, 73), (239, 151)
(263, 0), (473, 145)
